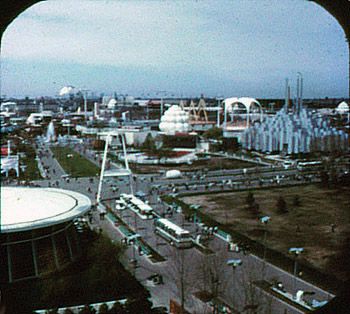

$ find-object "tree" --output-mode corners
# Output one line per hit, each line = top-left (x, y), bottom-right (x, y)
(292, 195), (301, 207)
(168, 248), (194, 313)
(250, 202), (261, 217)
(196, 252), (230, 314)
(108, 302), (124, 314)
(276, 196), (287, 213)
(245, 192), (260, 216)
(98, 303), (109, 314)
(245, 191), (255, 208)
(141, 133), (156, 154)
(320, 170), (329, 188)
(203, 127), (223, 140)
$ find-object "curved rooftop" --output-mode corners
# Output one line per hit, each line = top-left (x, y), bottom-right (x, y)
(1, 187), (91, 233)
(336, 101), (349, 113)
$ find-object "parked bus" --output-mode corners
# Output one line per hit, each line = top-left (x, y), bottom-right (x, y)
(119, 193), (154, 219)
(154, 218), (193, 248)
(297, 161), (323, 172)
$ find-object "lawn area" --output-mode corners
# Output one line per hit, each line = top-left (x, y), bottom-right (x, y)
(130, 156), (257, 174)
(181, 184), (350, 282)
(51, 146), (100, 177)
(18, 144), (42, 181)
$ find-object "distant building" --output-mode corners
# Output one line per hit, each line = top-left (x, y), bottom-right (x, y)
(241, 106), (349, 154)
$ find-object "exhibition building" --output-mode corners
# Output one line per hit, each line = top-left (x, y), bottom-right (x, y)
(0, 187), (91, 283)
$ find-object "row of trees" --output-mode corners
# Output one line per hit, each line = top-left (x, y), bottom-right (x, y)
(167, 246), (272, 314)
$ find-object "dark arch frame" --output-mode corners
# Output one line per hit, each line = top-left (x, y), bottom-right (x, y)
(0, 0), (349, 313)
(0, 1), (348, 40)
(0, 1), (349, 41)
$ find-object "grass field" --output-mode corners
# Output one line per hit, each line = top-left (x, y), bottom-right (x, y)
(51, 146), (100, 177)
(18, 145), (42, 181)
(130, 156), (257, 174)
(181, 184), (350, 281)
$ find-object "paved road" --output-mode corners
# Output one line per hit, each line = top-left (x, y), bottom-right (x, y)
(16, 141), (335, 314)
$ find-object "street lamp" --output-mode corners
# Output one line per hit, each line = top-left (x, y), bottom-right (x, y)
(227, 259), (242, 310)
(260, 216), (270, 279)
(289, 247), (304, 297)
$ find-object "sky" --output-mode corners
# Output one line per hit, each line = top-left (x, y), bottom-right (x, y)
(0, 0), (348, 99)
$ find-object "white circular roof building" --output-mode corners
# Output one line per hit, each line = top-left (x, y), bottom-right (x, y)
(0, 187), (92, 283)
(159, 105), (190, 134)
(1, 187), (91, 233)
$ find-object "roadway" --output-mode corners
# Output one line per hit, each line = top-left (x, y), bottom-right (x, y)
(15, 140), (335, 314)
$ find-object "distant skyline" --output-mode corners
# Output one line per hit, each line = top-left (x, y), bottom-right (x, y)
(0, 0), (348, 99)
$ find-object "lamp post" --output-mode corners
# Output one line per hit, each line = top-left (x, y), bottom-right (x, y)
(289, 247), (304, 297)
(227, 258), (242, 310)
(260, 216), (270, 279)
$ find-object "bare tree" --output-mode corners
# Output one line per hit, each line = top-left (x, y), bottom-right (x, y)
(167, 247), (195, 313)
(195, 252), (230, 314)
(236, 258), (273, 314)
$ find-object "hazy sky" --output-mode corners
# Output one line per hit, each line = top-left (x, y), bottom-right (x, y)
(0, 0), (348, 99)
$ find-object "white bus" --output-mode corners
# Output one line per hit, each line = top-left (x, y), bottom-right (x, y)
(297, 161), (323, 172)
(154, 218), (193, 248)
(120, 193), (154, 219)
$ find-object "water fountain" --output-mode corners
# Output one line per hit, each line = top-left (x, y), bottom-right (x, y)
(46, 121), (56, 142)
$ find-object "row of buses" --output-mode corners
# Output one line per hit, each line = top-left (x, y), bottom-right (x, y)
(115, 195), (193, 248)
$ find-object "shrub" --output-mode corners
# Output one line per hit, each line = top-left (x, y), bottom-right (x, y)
(276, 196), (288, 213)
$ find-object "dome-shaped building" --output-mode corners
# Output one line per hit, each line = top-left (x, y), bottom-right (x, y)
(336, 101), (349, 114)
(159, 105), (190, 134)
(107, 98), (117, 110)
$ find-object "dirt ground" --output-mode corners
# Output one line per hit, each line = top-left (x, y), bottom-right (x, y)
(181, 185), (350, 280)
(131, 157), (256, 174)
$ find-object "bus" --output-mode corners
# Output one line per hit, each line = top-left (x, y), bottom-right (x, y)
(119, 193), (154, 219)
(297, 161), (323, 172)
(154, 218), (193, 248)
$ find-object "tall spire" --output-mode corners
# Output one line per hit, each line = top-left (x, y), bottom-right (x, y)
(284, 78), (289, 111)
